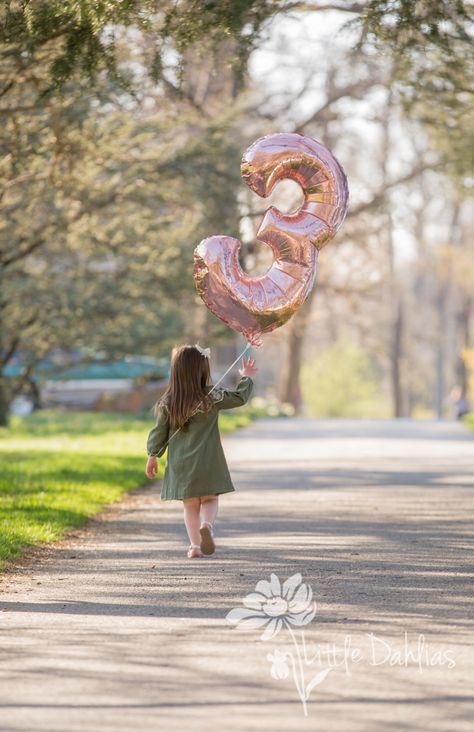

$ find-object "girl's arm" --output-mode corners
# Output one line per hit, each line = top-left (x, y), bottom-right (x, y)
(214, 376), (254, 410)
(214, 356), (258, 410)
(146, 405), (170, 458)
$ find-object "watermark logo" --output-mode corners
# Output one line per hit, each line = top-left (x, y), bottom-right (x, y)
(226, 572), (456, 717)
(226, 572), (327, 716)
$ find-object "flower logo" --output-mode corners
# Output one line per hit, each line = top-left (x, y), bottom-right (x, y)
(226, 572), (316, 641)
(226, 572), (328, 717)
(267, 649), (290, 679)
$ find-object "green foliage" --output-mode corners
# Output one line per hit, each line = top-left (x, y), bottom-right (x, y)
(363, 0), (472, 52)
(245, 396), (295, 418)
(301, 341), (389, 418)
(161, 0), (284, 81)
(0, 17), (245, 420)
(219, 411), (253, 432)
(360, 0), (474, 185)
(0, 0), (282, 90)
(162, 0), (279, 48)
(0, 407), (254, 568)
(464, 414), (474, 431)
(2, 1), (471, 105)
(1, 1), (142, 88)
(4, 409), (153, 437)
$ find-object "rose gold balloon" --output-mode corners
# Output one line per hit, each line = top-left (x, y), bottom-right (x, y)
(193, 132), (348, 345)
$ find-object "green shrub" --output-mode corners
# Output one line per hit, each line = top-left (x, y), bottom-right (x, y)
(464, 414), (474, 431)
(301, 341), (389, 418)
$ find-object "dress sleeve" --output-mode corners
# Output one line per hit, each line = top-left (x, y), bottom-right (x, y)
(213, 376), (253, 410)
(146, 405), (170, 457)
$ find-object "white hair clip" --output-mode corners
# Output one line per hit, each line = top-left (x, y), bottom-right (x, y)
(195, 344), (211, 359)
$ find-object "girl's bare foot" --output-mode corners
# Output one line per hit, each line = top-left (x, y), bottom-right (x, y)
(187, 544), (203, 558)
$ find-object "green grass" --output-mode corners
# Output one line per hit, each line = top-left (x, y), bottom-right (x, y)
(0, 408), (252, 569)
(464, 414), (474, 431)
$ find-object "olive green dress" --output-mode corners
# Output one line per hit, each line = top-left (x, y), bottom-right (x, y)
(146, 376), (253, 501)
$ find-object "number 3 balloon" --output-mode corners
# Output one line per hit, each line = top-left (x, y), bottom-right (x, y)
(193, 132), (349, 346)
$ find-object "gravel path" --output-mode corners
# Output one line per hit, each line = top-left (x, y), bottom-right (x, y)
(1, 418), (473, 731)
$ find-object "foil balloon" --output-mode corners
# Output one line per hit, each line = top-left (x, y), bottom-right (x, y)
(193, 132), (349, 346)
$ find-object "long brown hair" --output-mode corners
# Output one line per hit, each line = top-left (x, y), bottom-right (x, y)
(154, 345), (214, 430)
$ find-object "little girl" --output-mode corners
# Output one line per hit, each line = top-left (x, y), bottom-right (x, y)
(145, 344), (257, 558)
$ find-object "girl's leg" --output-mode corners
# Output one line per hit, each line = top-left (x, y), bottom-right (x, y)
(200, 494), (219, 527)
(183, 497), (201, 546)
(199, 495), (219, 555)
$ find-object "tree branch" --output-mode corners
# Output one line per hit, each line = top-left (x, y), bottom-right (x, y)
(0, 236), (46, 268)
(284, 2), (366, 13)
(160, 75), (212, 119)
(346, 164), (437, 218)
(0, 190), (123, 268)
(0, 329), (23, 368)
(295, 78), (381, 132)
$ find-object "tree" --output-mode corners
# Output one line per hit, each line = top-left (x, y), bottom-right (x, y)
(301, 340), (382, 417)
(2, 0), (472, 424)
(0, 15), (245, 424)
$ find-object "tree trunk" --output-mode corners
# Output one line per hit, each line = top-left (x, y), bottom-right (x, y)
(391, 296), (404, 417)
(0, 376), (10, 426)
(279, 320), (303, 412)
(380, 91), (406, 419)
(29, 378), (42, 411)
(435, 286), (447, 419)
(457, 298), (471, 400)
(278, 289), (315, 413)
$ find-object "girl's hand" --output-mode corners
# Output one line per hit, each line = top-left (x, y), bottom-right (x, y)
(146, 456), (158, 479)
(239, 356), (258, 378)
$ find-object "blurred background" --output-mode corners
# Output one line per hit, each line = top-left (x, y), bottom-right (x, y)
(1, 1), (473, 424)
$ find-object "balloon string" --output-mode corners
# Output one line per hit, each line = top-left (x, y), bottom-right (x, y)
(158, 341), (252, 453)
